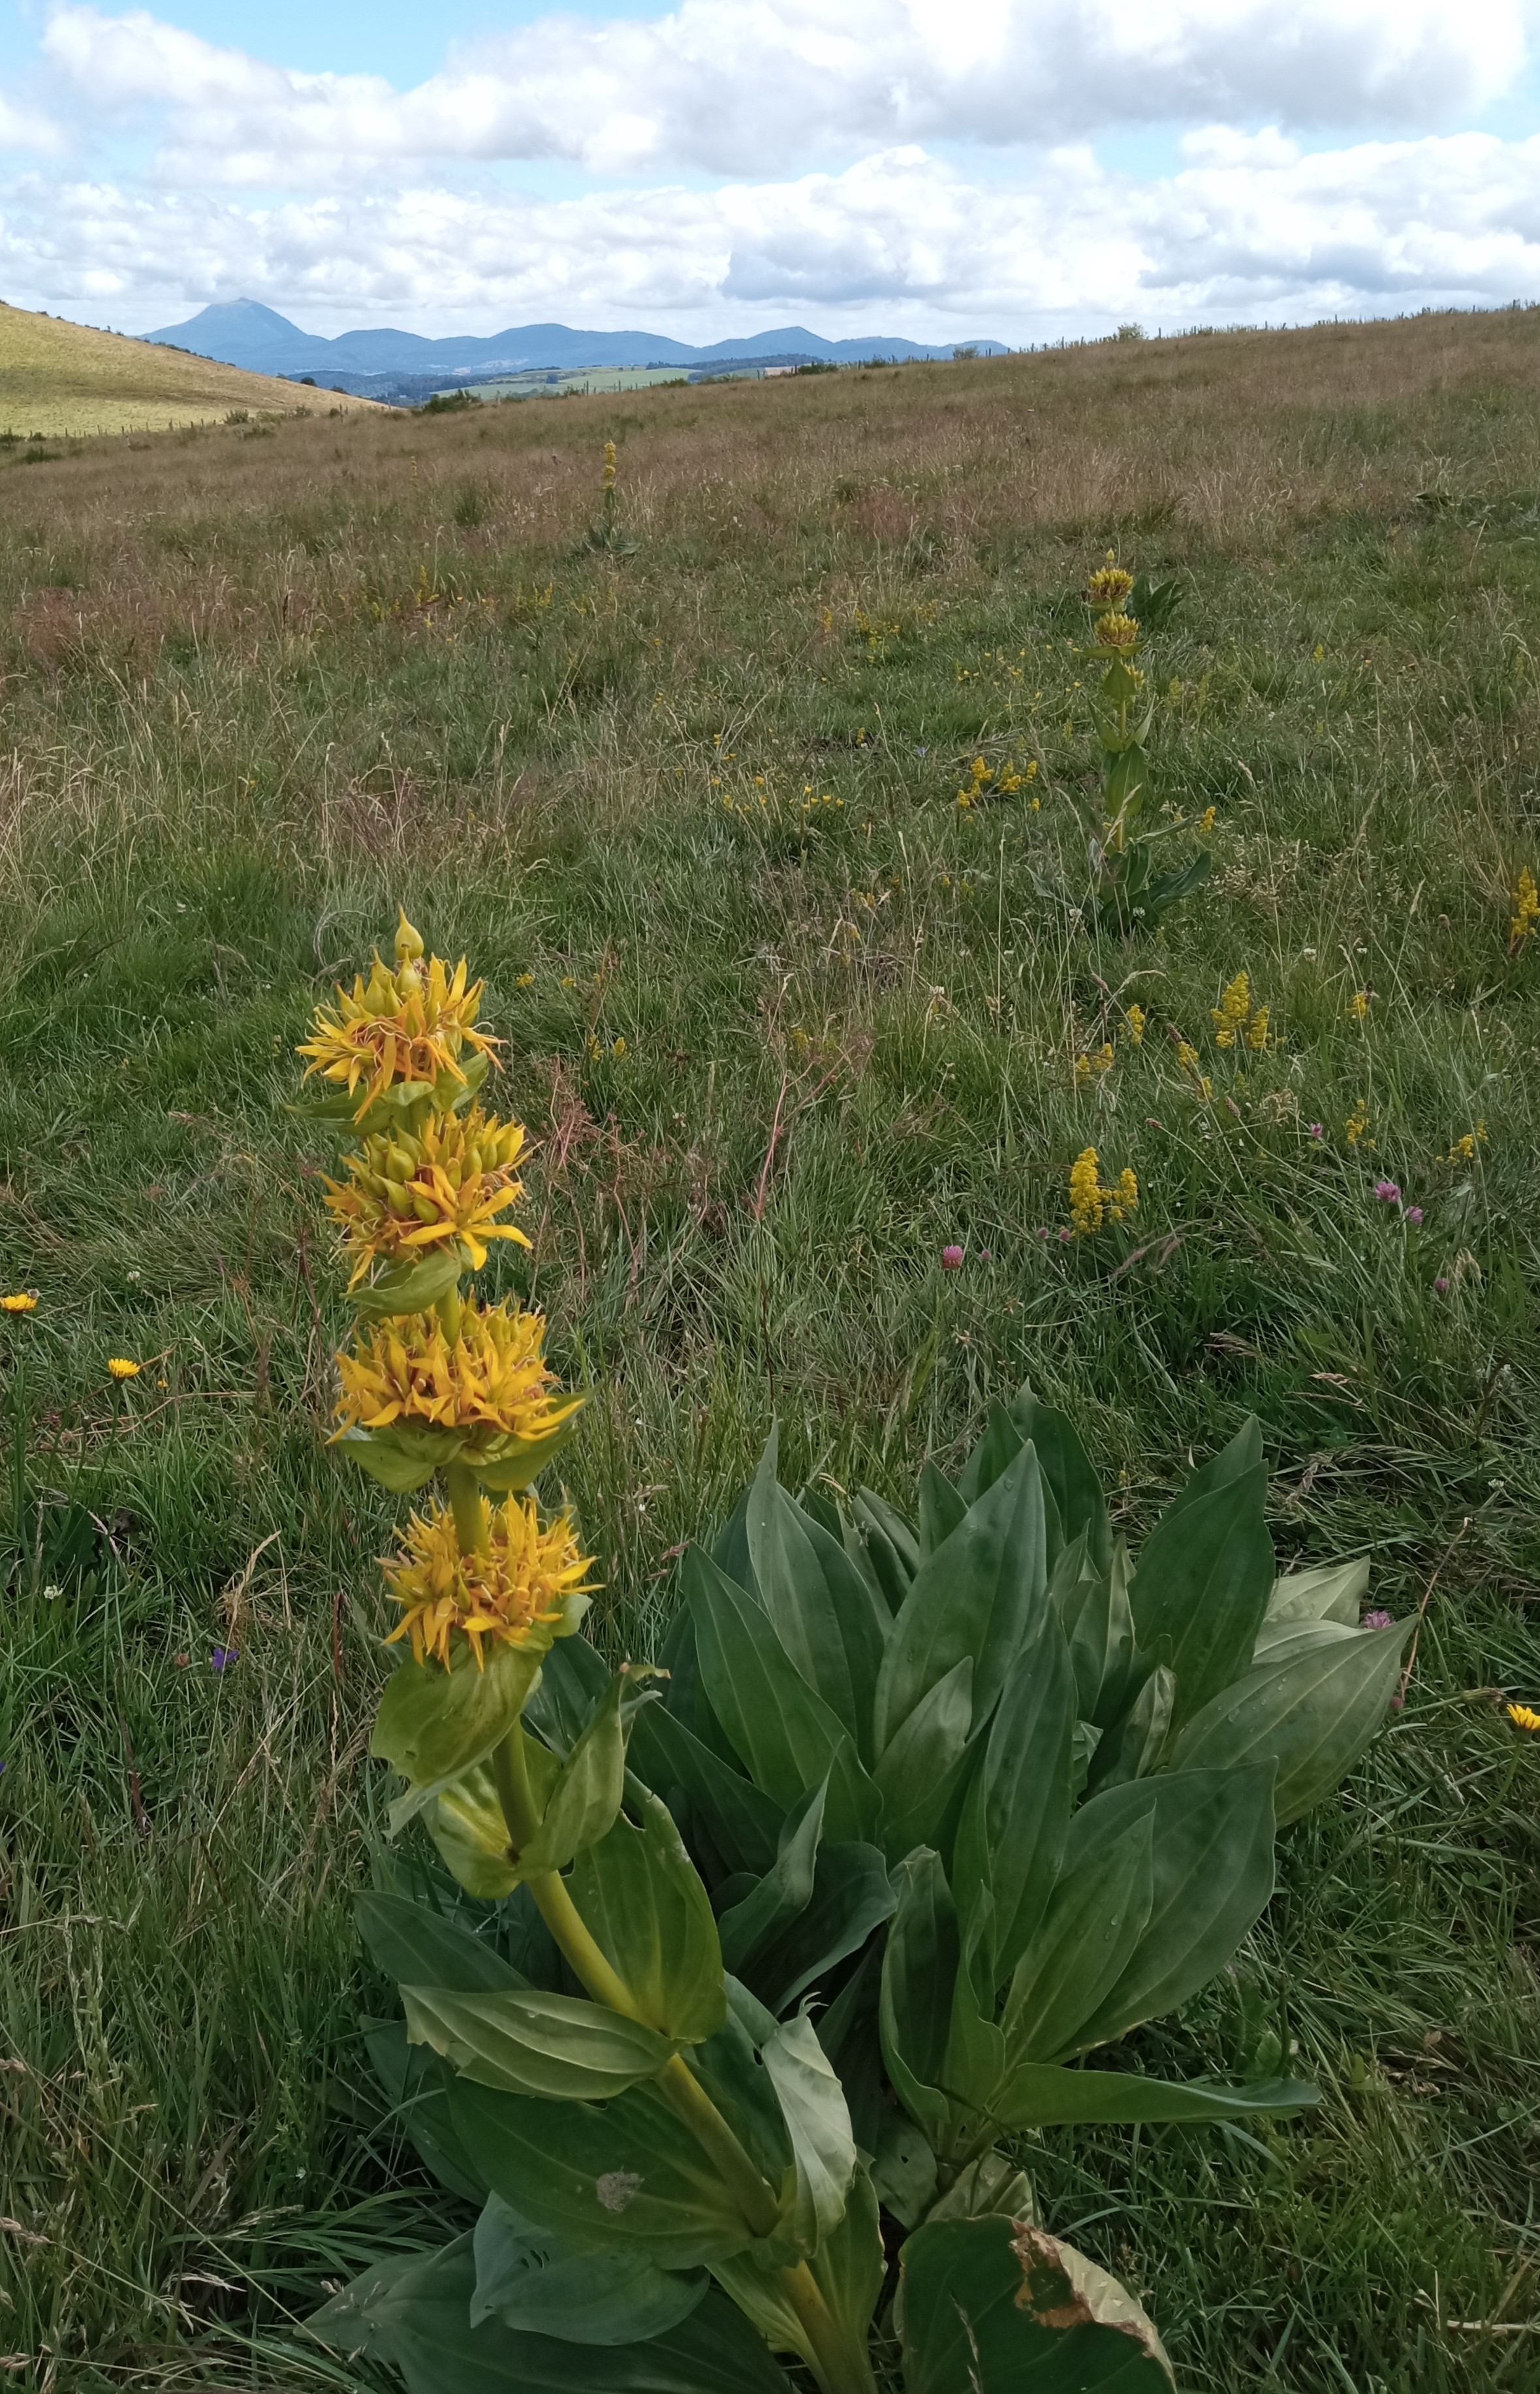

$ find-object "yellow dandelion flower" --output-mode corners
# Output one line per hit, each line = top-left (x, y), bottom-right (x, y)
(1, 1292), (38, 1313)
(1093, 610), (1139, 651)
(1125, 1004), (1146, 1046)
(323, 1105), (531, 1288)
(1507, 1701), (1540, 1733)
(107, 1357), (142, 1379)
(1069, 1146), (1105, 1235)
(1509, 866), (1539, 947)
(297, 909), (501, 1120)
(334, 1301), (582, 1453)
(382, 1492), (595, 1671)
(1348, 988), (1371, 1022)
(1086, 566), (1134, 608)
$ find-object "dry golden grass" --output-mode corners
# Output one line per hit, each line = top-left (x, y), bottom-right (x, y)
(0, 299), (383, 437)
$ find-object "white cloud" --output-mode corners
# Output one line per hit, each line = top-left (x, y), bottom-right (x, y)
(7, 133), (1540, 342)
(38, 0), (1529, 185)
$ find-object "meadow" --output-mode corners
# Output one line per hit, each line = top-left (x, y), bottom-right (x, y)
(1, 307), (1539, 2392)
(0, 302), (380, 441)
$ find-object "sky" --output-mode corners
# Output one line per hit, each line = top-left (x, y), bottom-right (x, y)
(3, 0), (1540, 345)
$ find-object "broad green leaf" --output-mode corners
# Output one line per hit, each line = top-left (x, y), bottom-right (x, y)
(953, 1607), (1076, 1991)
(1129, 1420), (1272, 1727)
(874, 1441), (1048, 1757)
(357, 1891), (525, 1994)
(752, 1840), (896, 2015)
(450, 2074), (762, 2269)
(1009, 1387), (1113, 1577)
(1167, 1618), (1409, 1825)
(471, 1415), (582, 1494)
(809, 2159), (884, 2353)
(880, 1850), (959, 2138)
(688, 1546), (881, 1842)
(873, 1658), (974, 1859)
(423, 1761), (520, 1898)
(798, 1483), (845, 1539)
(569, 1787), (727, 2043)
(992, 2063), (1320, 2130)
(706, 2250), (814, 2366)
(373, 1641), (545, 1793)
(746, 1436), (888, 1763)
(405, 1985), (677, 2099)
(333, 1421), (450, 1493)
(351, 1244), (464, 1319)
(689, 1979), (796, 2192)
(717, 1777), (827, 1983)
(918, 1461), (967, 1556)
(471, 2190), (708, 2343)
(1084, 1665), (1173, 1795)
(1264, 1556), (1370, 1628)
(920, 2149), (1034, 2228)
(1251, 1616), (1360, 1663)
(628, 1701), (785, 1878)
(525, 1631), (611, 1755)
(870, 2108), (939, 2226)
(309, 2235), (792, 2392)
(853, 1491), (919, 1614)
(710, 1483), (757, 1596)
(762, 2011), (858, 2254)
(364, 2021), (488, 2201)
(899, 2216), (1173, 2393)
(516, 1670), (657, 1880)
(1060, 1766), (1277, 2051)
(941, 1931), (1007, 2116)
(1063, 1541), (1140, 1730)
(959, 1401), (1026, 1504)
(1001, 1812), (1153, 2064)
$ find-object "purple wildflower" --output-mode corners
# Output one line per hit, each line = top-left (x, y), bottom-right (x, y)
(1361, 1609), (1393, 1630)
(1374, 1179), (1401, 1203)
(1404, 1206), (1423, 1225)
(211, 1646), (238, 1673)
(1434, 1276), (1449, 1293)
(941, 1244), (964, 1269)
(1308, 1123), (1324, 1140)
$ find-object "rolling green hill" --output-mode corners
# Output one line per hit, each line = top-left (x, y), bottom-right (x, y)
(0, 299), (383, 436)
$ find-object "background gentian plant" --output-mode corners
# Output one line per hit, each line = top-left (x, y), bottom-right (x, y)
(304, 917), (1411, 2394)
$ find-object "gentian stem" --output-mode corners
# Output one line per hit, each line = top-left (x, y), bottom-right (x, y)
(444, 1460), (487, 1555)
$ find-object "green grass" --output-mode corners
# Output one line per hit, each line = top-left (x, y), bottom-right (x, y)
(1, 311), (1538, 2391)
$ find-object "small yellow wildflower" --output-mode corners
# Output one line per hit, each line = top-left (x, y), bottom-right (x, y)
(382, 1492), (595, 1671)
(298, 909), (499, 1120)
(1093, 611), (1139, 651)
(516, 971), (535, 988)
(1507, 1701), (1540, 1733)
(603, 439), (617, 492)
(1068, 1147), (1138, 1236)
(1069, 1147), (1105, 1234)
(1212, 971), (1251, 1049)
(322, 1105), (529, 1287)
(1, 1292), (38, 1313)
(1086, 565), (1134, 607)
(1125, 1004), (1146, 1046)
(1247, 1006), (1270, 1052)
(1347, 988), (1371, 1022)
(1199, 806), (1216, 833)
(107, 1357), (142, 1379)
(1442, 1122), (1486, 1164)
(1509, 866), (1539, 947)
(1175, 1040), (1200, 1073)
(1345, 1100), (1370, 1146)
(334, 1302), (582, 1451)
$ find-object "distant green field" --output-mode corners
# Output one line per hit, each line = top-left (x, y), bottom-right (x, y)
(2, 313), (1539, 2391)
(458, 364), (694, 400)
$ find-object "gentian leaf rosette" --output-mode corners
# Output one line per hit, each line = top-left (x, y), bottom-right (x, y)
(331, 1301), (584, 1493)
(293, 907), (502, 1127)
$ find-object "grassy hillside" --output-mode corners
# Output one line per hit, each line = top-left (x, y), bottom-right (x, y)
(1, 307), (1538, 2391)
(0, 300), (382, 437)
